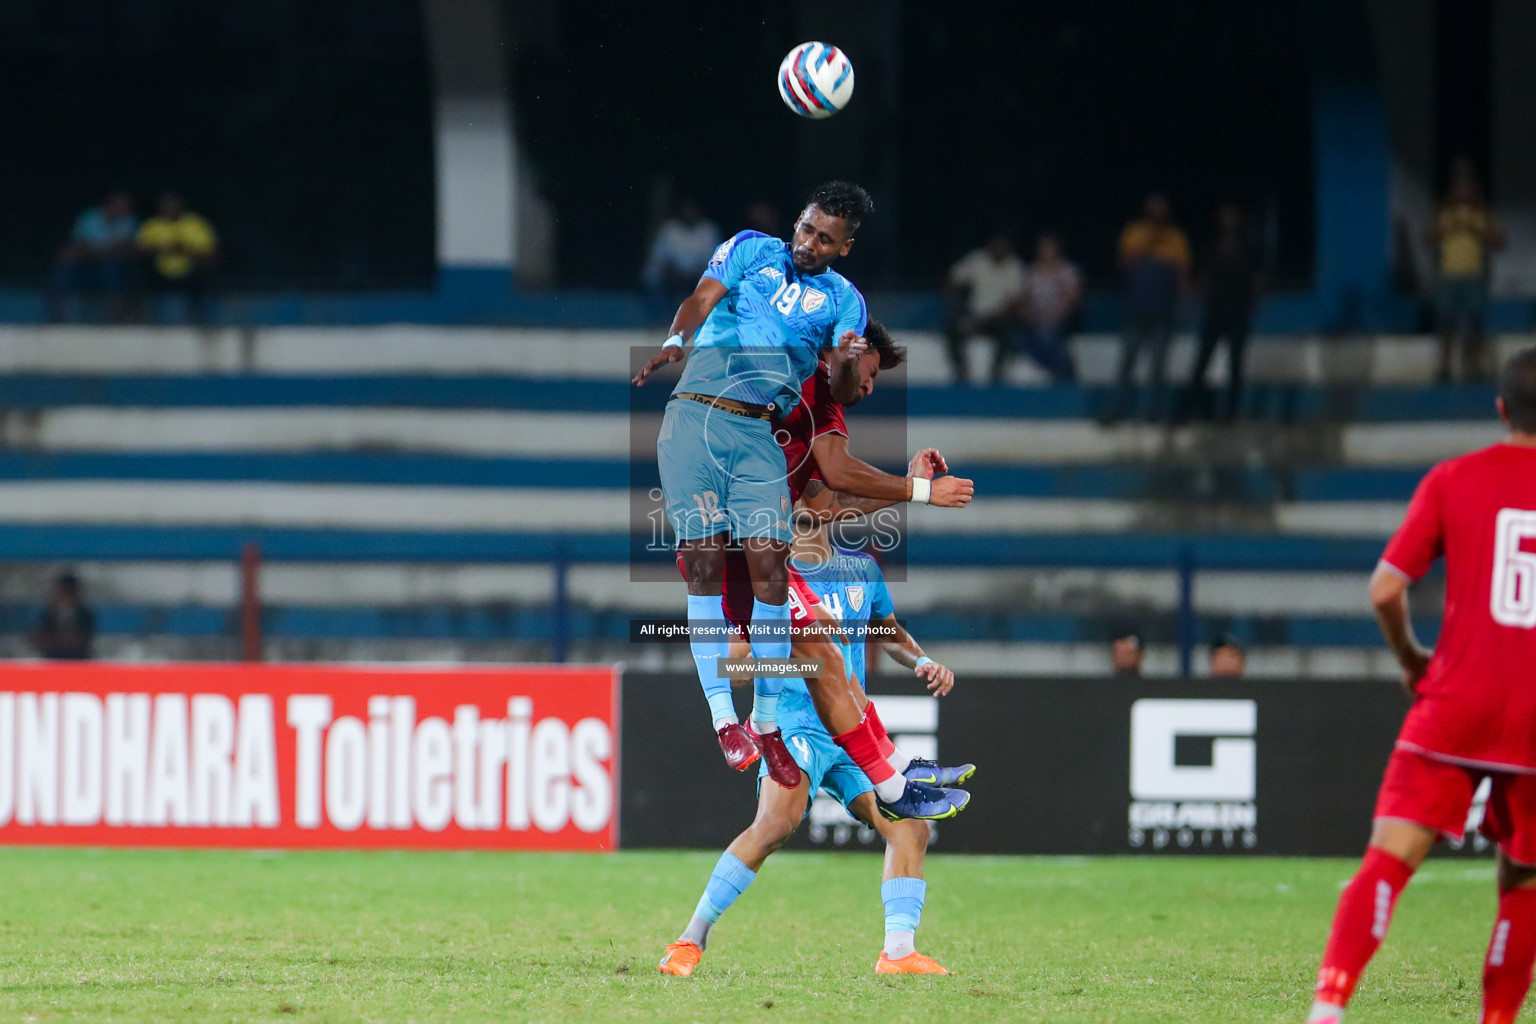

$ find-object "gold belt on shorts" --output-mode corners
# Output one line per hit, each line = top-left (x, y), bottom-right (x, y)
(674, 392), (774, 421)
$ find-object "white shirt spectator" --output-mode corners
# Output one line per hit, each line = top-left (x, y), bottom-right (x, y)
(1024, 260), (1082, 329)
(644, 213), (723, 285)
(949, 248), (1027, 320)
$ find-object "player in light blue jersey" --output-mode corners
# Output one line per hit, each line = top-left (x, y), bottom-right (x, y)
(632, 182), (874, 788)
(658, 514), (974, 978)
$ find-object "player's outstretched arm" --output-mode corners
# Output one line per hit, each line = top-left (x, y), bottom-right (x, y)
(1369, 562), (1432, 699)
(797, 448), (956, 521)
(631, 277), (729, 386)
(798, 478), (893, 520)
(877, 613), (954, 696)
(809, 434), (974, 508)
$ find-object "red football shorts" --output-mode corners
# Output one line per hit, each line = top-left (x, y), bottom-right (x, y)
(674, 548), (823, 637)
(1374, 747), (1536, 865)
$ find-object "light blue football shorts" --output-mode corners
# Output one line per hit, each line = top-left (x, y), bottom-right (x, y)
(758, 722), (874, 814)
(657, 397), (792, 543)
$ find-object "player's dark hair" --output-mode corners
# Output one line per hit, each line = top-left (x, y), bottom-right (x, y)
(807, 181), (874, 233)
(1500, 346), (1536, 433)
(864, 320), (906, 371)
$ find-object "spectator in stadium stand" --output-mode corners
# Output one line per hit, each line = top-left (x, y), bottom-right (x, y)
(137, 191), (218, 325)
(1101, 192), (1191, 424)
(1017, 233), (1081, 383)
(27, 571), (96, 661)
(943, 233), (1028, 385)
(1428, 161), (1504, 382)
(50, 189), (140, 324)
(1209, 634), (1247, 678)
(1111, 631), (1145, 678)
(642, 199), (722, 317)
(1179, 203), (1264, 422)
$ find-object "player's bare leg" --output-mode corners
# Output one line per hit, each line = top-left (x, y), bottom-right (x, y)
(847, 791), (950, 975)
(740, 536), (790, 607)
(679, 534), (759, 771)
(659, 764), (810, 976)
(725, 622), (869, 795)
(725, 768), (810, 870)
(1480, 851), (1536, 1024)
(725, 629), (958, 814)
(793, 617), (864, 735)
(792, 616), (968, 820)
(1307, 818), (1436, 1022)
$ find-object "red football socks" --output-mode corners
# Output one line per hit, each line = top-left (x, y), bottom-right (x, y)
(832, 711), (897, 786)
(866, 701), (897, 759)
(863, 700), (914, 775)
(1314, 846), (1415, 1007)
(1481, 886), (1536, 1024)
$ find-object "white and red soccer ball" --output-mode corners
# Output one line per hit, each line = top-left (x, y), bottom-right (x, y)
(777, 41), (855, 119)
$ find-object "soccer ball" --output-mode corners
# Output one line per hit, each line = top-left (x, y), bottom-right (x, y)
(777, 41), (855, 119)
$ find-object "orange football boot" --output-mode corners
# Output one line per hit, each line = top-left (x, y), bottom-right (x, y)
(875, 951), (950, 975)
(658, 940), (703, 977)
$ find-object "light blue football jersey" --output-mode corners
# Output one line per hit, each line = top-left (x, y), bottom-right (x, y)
(670, 230), (868, 417)
(775, 547), (894, 735)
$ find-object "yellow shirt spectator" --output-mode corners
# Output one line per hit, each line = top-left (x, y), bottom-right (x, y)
(139, 211), (217, 279)
(1437, 203), (1494, 278)
(1118, 220), (1191, 271)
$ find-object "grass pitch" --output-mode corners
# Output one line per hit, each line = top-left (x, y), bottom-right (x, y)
(0, 848), (1504, 1023)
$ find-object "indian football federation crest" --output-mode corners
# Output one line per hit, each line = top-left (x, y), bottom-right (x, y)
(800, 288), (827, 314)
(846, 585), (865, 612)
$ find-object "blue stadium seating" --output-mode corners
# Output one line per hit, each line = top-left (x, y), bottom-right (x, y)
(0, 327), (1496, 674)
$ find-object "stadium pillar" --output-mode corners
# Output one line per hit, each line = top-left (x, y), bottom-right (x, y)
(1490, 0), (1536, 312)
(240, 543), (262, 663)
(422, 0), (517, 297)
(1306, 0), (1397, 330)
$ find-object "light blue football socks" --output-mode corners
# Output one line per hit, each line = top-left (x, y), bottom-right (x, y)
(680, 851), (757, 949)
(687, 593), (737, 727)
(881, 876), (927, 959)
(749, 598), (791, 729)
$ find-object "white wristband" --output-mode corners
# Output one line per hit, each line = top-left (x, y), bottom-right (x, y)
(662, 334), (684, 349)
(909, 477), (931, 504)
(914, 656), (934, 669)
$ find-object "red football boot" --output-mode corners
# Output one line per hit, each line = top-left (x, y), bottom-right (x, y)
(717, 723), (760, 772)
(748, 722), (802, 788)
